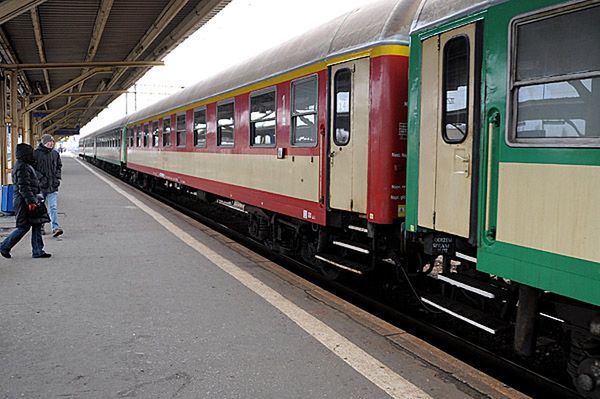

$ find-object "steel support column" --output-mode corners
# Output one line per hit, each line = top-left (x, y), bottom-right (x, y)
(0, 74), (6, 185)
(10, 70), (17, 169)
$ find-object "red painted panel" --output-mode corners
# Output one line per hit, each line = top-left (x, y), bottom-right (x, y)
(367, 55), (409, 225)
(128, 162), (326, 225)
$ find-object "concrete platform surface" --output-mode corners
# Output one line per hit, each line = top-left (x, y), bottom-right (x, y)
(0, 155), (526, 399)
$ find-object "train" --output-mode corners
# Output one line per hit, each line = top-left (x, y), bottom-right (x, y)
(79, 0), (600, 396)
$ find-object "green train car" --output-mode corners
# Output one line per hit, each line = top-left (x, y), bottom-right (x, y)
(406, 0), (599, 395)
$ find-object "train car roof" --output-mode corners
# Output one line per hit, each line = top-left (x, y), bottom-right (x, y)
(122, 0), (421, 126)
(411, 0), (508, 33)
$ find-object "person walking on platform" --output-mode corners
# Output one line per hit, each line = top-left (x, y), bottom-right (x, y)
(0, 143), (51, 259)
(34, 134), (63, 237)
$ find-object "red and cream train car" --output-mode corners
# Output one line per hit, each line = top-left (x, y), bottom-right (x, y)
(82, 0), (420, 274)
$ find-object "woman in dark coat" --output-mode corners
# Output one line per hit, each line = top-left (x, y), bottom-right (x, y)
(0, 143), (51, 259)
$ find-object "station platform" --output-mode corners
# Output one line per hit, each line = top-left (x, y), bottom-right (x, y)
(0, 155), (528, 399)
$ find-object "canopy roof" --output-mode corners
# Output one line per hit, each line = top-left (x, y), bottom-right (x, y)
(0, 0), (231, 133)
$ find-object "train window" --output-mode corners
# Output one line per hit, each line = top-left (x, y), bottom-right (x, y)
(162, 117), (172, 147)
(333, 69), (351, 146)
(194, 107), (207, 147)
(291, 76), (318, 146)
(143, 123), (149, 147)
(250, 90), (276, 147)
(442, 36), (470, 144)
(510, 4), (600, 146)
(127, 128), (133, 147)
(176, 112), (186, 147)
(217, 101), (235, 147)
(152, 121), (159, 147)
(135, 127), (141, 147)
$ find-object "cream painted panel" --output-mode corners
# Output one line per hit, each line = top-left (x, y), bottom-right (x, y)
(96, 148), (120, 163)
(433, 24), (476, 238)
(497, 163), (600, 263)
(417, 36), (439, 229)
(351, 57), (370, 214)
(128, 151), (320, 202)
(329, 58), (369, 214)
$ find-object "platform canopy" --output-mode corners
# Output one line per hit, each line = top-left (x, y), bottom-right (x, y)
(0, 0), (230, 183)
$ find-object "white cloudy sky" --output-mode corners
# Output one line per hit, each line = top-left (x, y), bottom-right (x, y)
(79, 0), (375, 137)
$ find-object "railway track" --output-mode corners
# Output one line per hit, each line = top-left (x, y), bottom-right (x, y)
(124, 180), (579, 399)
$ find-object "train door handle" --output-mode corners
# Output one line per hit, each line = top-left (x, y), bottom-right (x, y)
(454, 153), (470, 177)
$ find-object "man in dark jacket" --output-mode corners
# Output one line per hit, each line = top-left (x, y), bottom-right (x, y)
(34, 134), (63, 237)
(0, 143), (51, 258)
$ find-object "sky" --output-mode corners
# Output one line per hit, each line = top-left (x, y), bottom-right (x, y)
(78, 0), (376, 138)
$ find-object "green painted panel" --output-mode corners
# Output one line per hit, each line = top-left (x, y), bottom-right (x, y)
(405, 40), (422, 231)
(478, 241), (600, 306)
(408, 0), (600, 307)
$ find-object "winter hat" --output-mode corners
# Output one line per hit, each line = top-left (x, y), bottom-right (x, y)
(16, 143), (33, 160)
(41, 134), (54, 145)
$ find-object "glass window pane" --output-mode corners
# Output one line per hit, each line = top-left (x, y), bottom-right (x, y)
(135, 127), (141, 147)
(217, 102), (235, 147)
(292, 114), (316, 145)
(251, 91), (276, 146)
(292, 77), (317, 114)
(194, 108), (207, 147)
(152, 121), (159, 147)
(516, 77), (600, 139)
(176, 113), (186, 147)
(333, 69), (351, 146)
(516, 5), (600, 81)
(143, 124), (149, 147)
(162, 118), (171, 147)
(442, 36), (469, 143)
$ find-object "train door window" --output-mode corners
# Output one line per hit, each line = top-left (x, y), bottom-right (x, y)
(250, 89), (276, 147)
(194, 107), (207, 147)
(176, 112), (186, 147)
(152, 120), (159, 147)
(143, 123), (149, 147)
(442, 36), (470, 144)
(162, 117), (172, 147)
(333, 69), (351, 146)
(217, 101), (235, 147)
(510, 3), (600, 146)
(291, 75), (318, 146)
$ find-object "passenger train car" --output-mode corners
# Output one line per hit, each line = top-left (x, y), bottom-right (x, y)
(80, 0), (599, 396)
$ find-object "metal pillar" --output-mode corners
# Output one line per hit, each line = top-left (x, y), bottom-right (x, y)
(0, 72), (6, 185)
(10, 70), (17, 168)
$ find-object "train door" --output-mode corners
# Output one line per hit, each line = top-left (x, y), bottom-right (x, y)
(418, 23), (479, 238)
(328, 58), (369, 214)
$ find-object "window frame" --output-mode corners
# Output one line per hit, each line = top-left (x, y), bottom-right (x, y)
(250, 87), (277, 148)
(290, 75), (319, 148)
(193, 106), (207, 148)
(151, 120), (159, 147)
(217, 99), (235, 148)
(176, 112), (187, 148)
(143, 123), (149, 148)
(507, 2), (600, 148)
(162, 116), (172, 148)
(333, 68), (352, 147)
(441, 34), (470, 145)
(135, 126), (141, 147)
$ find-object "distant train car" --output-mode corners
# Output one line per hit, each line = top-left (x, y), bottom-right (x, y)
(406, 0), (600, 395)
